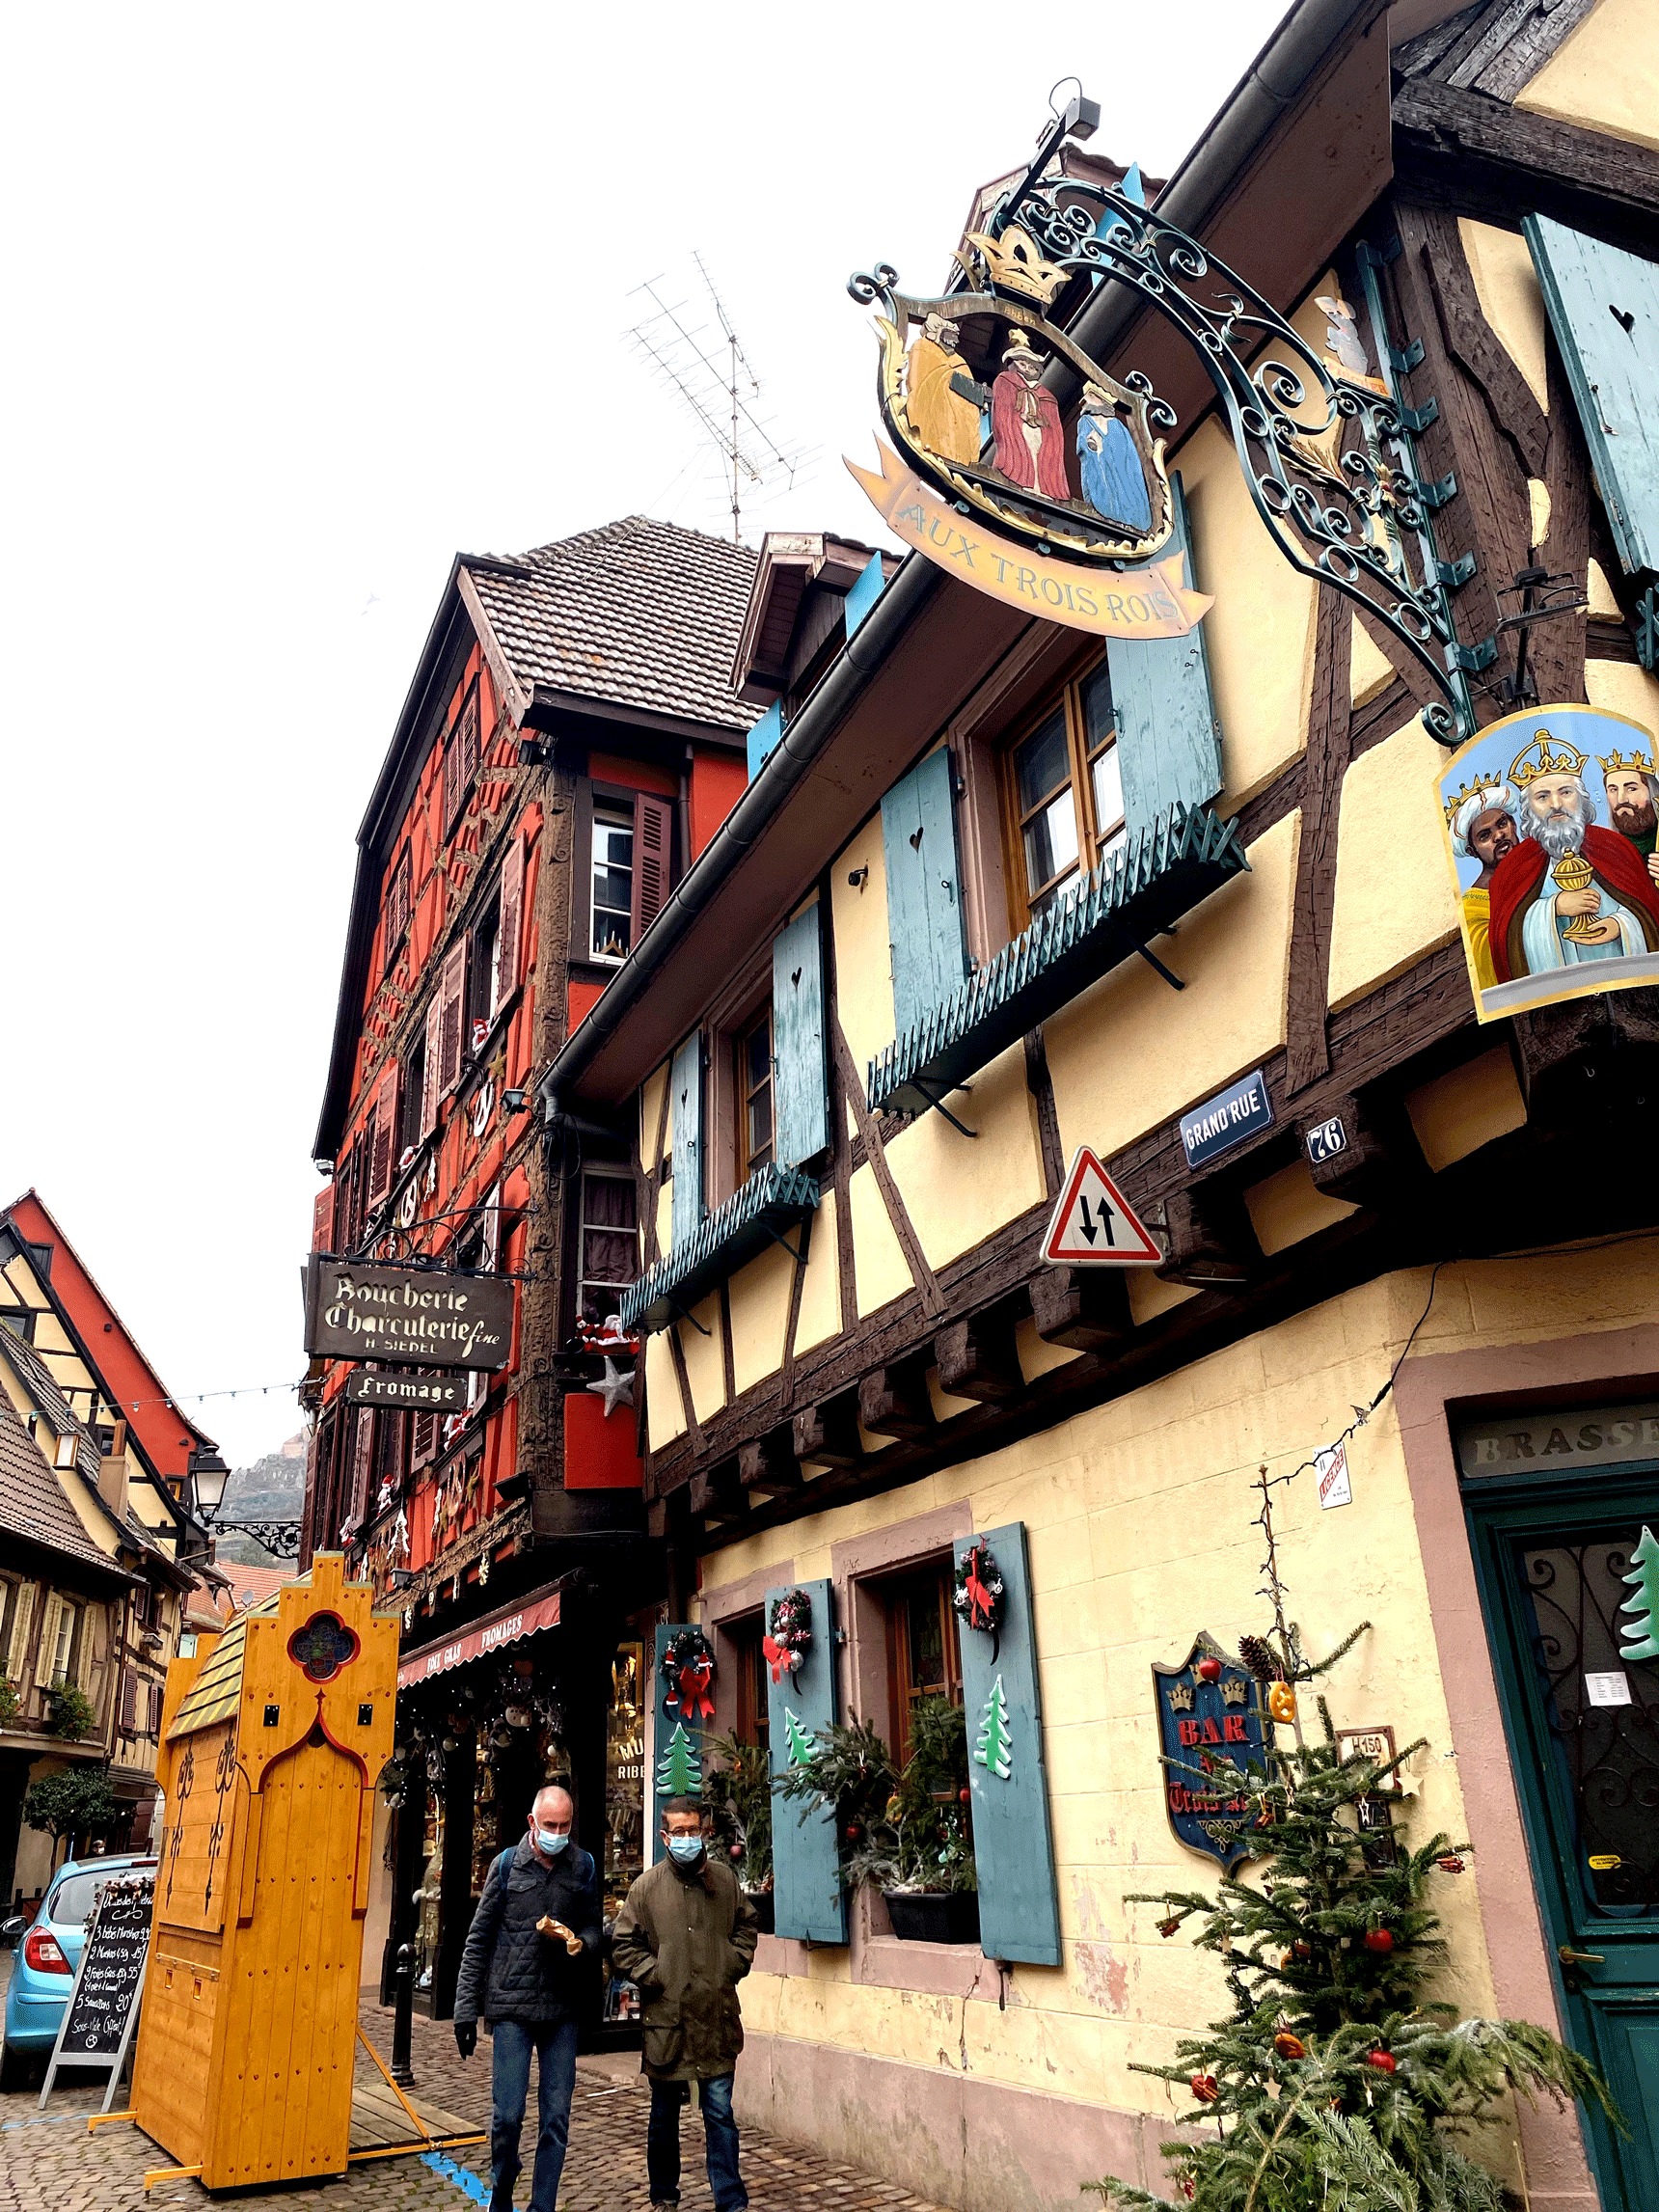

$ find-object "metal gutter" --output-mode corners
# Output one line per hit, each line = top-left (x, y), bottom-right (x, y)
(539, 552), (941, 1115)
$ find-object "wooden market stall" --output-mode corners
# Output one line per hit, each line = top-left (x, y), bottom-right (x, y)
(130, 1556), (399, 2189)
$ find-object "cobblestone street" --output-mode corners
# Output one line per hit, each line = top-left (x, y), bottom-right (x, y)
(0, 1988), (950, 2212)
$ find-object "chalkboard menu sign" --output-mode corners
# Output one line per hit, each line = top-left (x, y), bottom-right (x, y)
(39, 1871), (153, 2111)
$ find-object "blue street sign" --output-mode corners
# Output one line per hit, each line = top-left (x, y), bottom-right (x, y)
(1179, 1069), (1272, 1170)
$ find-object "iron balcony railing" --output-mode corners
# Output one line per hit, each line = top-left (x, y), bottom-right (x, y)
(618, 1163), (821, 1336)
(866, 804), (1248, 1121)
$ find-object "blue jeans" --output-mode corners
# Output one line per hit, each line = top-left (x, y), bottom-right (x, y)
(646, 2074), (746, 2210)
(488, 2017), (580, 2212)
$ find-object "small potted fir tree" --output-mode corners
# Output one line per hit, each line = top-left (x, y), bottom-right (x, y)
(701, 1731), (775, 1932)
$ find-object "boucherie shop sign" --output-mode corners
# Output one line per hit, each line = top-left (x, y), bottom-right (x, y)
(304, 1258), (515, 1372)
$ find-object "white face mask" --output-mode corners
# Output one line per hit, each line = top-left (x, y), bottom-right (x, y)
(534, 1828), (570, 1856)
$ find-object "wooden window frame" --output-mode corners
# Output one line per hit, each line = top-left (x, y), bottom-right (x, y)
(880, 1560), (963, 1767)
(735, 1001), (775, 1185)
(577, 1168), (639, 1326)
(997, 654), (1126, 932)
(383, 847), (413, 970)
(589, 795), (636, 966)
(442, 684), (481, 841)
(727, 1613), (771, 1758)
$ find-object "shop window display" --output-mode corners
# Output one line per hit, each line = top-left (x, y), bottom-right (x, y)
(604, 1639), (646, 2024)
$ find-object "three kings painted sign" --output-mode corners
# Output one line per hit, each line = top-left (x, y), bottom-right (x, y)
(1153, 1633), (1269, 1871)
(847, 223), (1210, 640)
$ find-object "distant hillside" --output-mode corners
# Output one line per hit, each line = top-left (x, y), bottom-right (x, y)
(213, 1441), (306, 1565)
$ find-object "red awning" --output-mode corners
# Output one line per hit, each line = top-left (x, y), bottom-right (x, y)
(396, 1589), (561, 1689)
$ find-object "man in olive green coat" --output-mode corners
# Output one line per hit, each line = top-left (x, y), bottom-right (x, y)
(610, 1797), (759, 2212)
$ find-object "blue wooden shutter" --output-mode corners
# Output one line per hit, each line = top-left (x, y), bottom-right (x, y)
(747, 700), (784, 782)
(954, 1522), (1060, 1965)
(1107, 473), (1223, 837)
(771, 905), (828, 1166)
(669, 1032), (703, 1251)
(651, 1623), (709, 1864)
(844, 555), (885, 637)
(766, 1578), (847, 1943)
(1524, 216), (1659, 581)
(880, 749), (967, 1037)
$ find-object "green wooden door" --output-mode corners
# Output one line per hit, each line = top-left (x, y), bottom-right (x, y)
(1468, 1467), (1659, 2210)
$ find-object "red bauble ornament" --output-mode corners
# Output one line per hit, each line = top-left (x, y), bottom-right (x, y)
(1197, 1656), (1223, 1682)
(845, 1823), (861, 1843)
(1273, 2032), (1307, 2061)
(1363, 1928), (1396, 1954)
(1436, 1854), (1466, 1873)
(1367, 2049), (1397, 2074)
(959, 1787), (971, 1804)
(729, 1842), (744, 1860)
(1189, 2074), (1220, 2104)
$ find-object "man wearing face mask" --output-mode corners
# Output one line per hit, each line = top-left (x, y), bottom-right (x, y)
(453, 1782), (601, 2212)
(610, 1798), (759, 2212)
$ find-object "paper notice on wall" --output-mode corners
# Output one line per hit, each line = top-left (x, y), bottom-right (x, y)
(1316, 1440), (1352, 1511)
(1584, 1671), (1632, 1707)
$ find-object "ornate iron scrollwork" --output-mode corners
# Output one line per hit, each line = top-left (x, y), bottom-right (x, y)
(852, 178), (1474, 742)
(212, 1517), (303, 1561)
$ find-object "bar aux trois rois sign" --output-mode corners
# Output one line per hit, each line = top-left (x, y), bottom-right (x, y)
(846, 224), (1210, 640)
(304, 1258), (514, 1372)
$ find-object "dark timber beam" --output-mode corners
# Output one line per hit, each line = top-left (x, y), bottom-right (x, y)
(935, 1311), (1024, 1404)
(1297, 1093), (1407, 1208)
(1156, 1187), (1259, 1290)
(793, 1396), (864, 1469)
(1510, 995), (1659, 1137)
(1029, 1265), (1130, 1351)
(689, 1461), (745, 1523)
(858, 1361), (934, 1442)
(738, 1431), (802, 1497)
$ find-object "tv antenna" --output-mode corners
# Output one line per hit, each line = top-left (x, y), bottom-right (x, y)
(626, 257), (810, 541)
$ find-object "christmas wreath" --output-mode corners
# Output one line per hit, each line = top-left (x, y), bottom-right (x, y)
(762, 1588), (813, 1684)
(953, 1541), (1005, 1660)
(662, 1626), (717, 1721)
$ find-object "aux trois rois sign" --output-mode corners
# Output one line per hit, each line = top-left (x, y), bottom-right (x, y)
(303, 1258), (515, 1372)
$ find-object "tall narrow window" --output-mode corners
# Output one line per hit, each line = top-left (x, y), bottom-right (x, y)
(738, 1007), (774, 1180)
(592, 805), (635, 963)
(579, 1172), (639, 1324)
(884, 1563), (962, 1765)
(729, 1616), (771, 1760)
(1004, 656), (1127, 923)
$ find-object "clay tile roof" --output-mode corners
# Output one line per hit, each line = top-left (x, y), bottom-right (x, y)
(0, 1388), (118, 1572)
(464, 516), (761, 734)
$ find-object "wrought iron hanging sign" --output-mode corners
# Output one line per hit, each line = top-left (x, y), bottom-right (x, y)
(849, 145), (1473, 738)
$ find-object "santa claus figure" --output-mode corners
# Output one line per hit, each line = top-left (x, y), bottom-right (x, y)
(991, 330), (1071, 502)
(1487, 732), (1659, 982)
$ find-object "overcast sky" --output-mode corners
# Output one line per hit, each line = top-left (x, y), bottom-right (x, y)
(1, 0), (1291, 1471)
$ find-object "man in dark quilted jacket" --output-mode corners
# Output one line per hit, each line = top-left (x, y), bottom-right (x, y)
(454, 1783), (602, 2212)
(610, 1796), (759, 2212)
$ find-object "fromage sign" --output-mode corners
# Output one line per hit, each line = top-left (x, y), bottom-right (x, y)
(304, 1258), (515, 1371)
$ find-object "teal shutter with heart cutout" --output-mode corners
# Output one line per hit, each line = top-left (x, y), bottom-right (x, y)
(1107, 473), (1223, 837)
(880, 749), (967, 1038)
(771, 904), (828, 1166)
(669, 1031), (703, 1251)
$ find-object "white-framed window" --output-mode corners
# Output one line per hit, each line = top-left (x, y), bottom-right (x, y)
(35, 1593), (80, 1689)
(591, 805), (636, 963)
(579, 1171), (639, 1324)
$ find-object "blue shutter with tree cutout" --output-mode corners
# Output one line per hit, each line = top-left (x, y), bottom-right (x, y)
(766, 1578), (847, 1943)
(954, 1522), (1060, 1965)
(1107, 473), (1223, 836)
(1524, 216), (1659, 582)
(880, 749), (967, 1037)
(669, 1031), (704, 1251)
(771, 904), (828, 1165)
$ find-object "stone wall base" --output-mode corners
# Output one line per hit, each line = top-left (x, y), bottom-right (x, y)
(733, 2030), (1172, 2212)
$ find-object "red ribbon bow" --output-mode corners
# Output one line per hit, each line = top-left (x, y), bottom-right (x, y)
(761, 1634), (799, 1684)
(669, 1656), (715, 1721)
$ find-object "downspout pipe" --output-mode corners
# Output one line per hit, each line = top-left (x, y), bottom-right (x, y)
(538, 551), (941, 1119)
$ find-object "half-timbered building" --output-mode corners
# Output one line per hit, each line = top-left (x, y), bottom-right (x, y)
(536, 4), (1659, 2204)
(304, 515), (774, 2021)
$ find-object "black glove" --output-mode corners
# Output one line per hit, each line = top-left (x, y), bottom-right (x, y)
(454, 2021), (477, 2060)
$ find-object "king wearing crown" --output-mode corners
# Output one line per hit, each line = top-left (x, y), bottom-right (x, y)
(1487, 729), (1659, 983)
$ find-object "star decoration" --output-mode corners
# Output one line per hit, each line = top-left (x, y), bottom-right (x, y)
(586, 1357), (636, 1419)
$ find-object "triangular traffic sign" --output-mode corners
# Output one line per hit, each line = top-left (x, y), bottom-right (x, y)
(1042, 1146), (1161, 1267)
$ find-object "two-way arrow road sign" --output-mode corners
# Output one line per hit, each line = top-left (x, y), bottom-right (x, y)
(1041, 1146), (1162, 1267)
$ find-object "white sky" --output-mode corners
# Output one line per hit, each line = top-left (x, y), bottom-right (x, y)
(0, 0), (1291, 1470)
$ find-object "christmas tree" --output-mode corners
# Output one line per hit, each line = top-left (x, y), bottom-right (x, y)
(782, 1707), (816, 1769)
(1088, 1718), (1611, 2210)
(974, 1676), (1013, 1780)
(1618, 1523), (1659, 1662)
(655, 1721), (702, 1797)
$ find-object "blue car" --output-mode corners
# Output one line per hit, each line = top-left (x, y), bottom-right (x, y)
(1, 1853), (156, 2090)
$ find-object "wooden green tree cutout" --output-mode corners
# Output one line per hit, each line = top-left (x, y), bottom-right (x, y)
(656, 1722), (702, 1796)
(1619, 1525), (1659, 1662)
(782, 1707), (815, 1768)
(974, 1675), (1014, 1780)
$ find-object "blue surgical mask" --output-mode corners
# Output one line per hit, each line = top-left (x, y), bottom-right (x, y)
(535, 1829), (570, 1856)
(666, 1834), (704, 1865)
